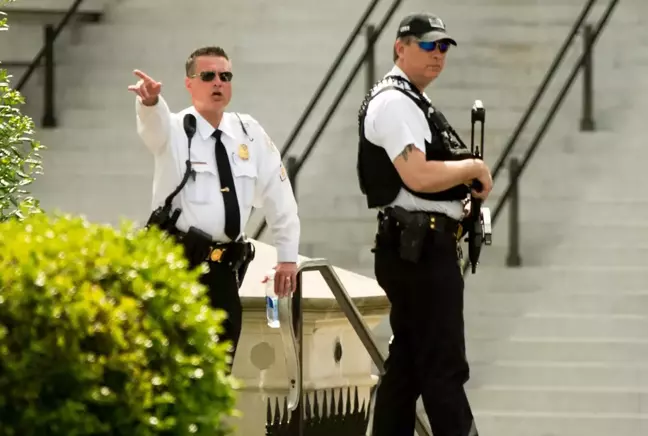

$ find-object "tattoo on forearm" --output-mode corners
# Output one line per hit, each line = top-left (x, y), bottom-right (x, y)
(400, 144), (414, 161)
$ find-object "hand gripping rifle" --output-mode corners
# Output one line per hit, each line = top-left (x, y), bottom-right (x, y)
(466, 100), (492, 273)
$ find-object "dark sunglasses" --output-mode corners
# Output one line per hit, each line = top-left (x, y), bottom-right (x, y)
(192, 70), (234, 82)
(417, 41), (450, 53)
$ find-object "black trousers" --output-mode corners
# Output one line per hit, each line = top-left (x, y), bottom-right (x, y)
(367, 230), (477, 436)
(198, 261), (242, 372)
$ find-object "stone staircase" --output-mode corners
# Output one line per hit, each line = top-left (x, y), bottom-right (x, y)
(6, 0), (632, 272)
(4, 0), (648, 435)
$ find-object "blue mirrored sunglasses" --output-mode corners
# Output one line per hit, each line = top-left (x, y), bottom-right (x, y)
(417, 41), (450, 53)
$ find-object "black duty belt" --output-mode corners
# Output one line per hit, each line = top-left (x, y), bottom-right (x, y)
(379, 207), (464, 240)
(172, 230), (248, 265)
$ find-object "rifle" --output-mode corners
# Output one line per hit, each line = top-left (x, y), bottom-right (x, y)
(466, 100), (492, 273)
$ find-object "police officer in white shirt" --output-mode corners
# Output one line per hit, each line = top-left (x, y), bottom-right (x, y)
(358, 13), (492, 436)
(128, 46), (300, 366)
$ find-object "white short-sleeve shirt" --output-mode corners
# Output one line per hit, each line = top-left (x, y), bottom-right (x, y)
(364, 65), (464, 220)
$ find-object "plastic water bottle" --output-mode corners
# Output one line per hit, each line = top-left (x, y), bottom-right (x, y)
(263, 269), (280, 328)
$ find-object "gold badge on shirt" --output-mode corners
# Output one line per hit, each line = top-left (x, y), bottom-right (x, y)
(238, 144), (249, 160)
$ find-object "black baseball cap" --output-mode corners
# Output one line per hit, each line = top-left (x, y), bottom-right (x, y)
(396, 12), (457, 45)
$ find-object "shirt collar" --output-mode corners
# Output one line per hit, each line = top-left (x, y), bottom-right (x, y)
(192, 109), (238, 141)
(385, 65), (430, 102)
(386, 65), (409, 81)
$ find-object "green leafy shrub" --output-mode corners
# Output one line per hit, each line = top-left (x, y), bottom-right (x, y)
(1, 0), (44, 221)
(0, 212), (239, 435)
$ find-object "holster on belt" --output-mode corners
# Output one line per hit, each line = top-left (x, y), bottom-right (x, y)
(235, 242), (255, 286)
(180, 226), (214, 268)
(174, 227), (256, 286)
(380, 206), (429, 263)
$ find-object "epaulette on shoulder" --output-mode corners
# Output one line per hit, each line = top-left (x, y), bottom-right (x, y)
(229, 112), (261, 143)
(232, 112), (258, 125)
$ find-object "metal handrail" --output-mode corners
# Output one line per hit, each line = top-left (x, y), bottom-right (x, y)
(15, 0), (86, 91)
(462, 0), (620, 275)
(292, 259), (432, 436)
(490, 0), (619, 224)
(253, 0), (404, 240)
(277, 0), (382, 160)
(489, 0), (600, 182)
(282, 0), (403, 186)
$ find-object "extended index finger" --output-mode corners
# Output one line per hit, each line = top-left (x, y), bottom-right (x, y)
(133, 69), (154, 83)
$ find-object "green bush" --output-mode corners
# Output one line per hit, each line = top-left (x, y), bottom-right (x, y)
(0, 0), (44, 221)
(0, 211), (239, 436)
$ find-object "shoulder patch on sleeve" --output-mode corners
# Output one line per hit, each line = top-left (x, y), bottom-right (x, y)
(279, 163), (288, 181)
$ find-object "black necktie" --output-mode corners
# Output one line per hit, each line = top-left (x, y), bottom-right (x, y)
(212, 129), (241, 241)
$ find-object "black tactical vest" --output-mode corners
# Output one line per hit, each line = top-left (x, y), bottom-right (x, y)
(357, 75), (472, 209)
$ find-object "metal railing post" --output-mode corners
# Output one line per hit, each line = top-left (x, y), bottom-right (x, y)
(506, 158), (522, 267)
(285, 155), (304, 435)
(42, 25), (57, 128)
(580, 23), (595, 131)
(365, 23), (376, 92)
(288, 274), (304, 436)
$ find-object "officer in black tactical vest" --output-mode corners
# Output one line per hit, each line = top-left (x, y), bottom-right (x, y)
(358, 12), (492, 436)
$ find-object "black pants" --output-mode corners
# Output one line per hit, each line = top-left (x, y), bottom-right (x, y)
(198, 261), (242, 372)
(367, 230), (477, 436)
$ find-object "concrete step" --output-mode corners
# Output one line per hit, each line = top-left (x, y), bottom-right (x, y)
(30, 172), (153, 226)
(468, 385), (648, 414)
(467, 312), (648, 341)
(465, 266), (648, 294)
(3, 0), (108, 12)
(36, 144), (153, 176)
(435, 1), (641, 27)
(464, 290), (648, 317)
(32, 127), (142, 152)
(472, 411), (647, 436)
(104, 0), (363, 25)
(0, 21), (74, 63)
(479, 245), (648, 270)
(468, 360), (648, 388)
(2, 0), (108, 24)
(467, 336), (648, 364)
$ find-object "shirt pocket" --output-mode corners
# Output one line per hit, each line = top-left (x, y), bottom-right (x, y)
(231, 155), (258, 208)
(231, 157), (258, 179)
(187, 163), (218, 204)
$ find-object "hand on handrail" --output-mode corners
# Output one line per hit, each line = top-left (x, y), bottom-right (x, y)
(274, 262), (297, 297)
